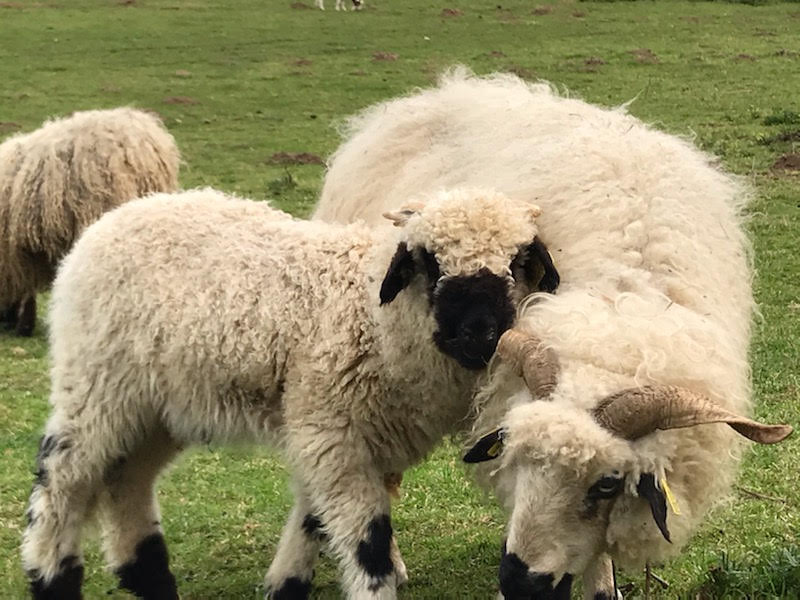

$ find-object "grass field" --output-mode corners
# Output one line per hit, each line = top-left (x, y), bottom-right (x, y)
(1, 0), (799, 597)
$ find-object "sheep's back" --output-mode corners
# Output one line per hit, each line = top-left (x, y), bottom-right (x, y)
(0, 107), (179, 264)
(49, 189), (374, 441)
(318, 70), (753, 411)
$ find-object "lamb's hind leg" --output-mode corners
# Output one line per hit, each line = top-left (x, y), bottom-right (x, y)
(22, 420), (107, 599)
(265, 479), (324, 599)
(98, 426), (181, 600)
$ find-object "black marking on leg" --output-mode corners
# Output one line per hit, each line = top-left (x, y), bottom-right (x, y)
(15, 295), (36, 336)
(25, 506), (37, 527)
(356, 514), (393, 586)
(1, 300), (20, 327)
(301, 514), (326, 541)
(115, 534), (178, 599)
(269, 576), (311, 600)
(33, 435), (71, 488)
(29, 555), (83, 600)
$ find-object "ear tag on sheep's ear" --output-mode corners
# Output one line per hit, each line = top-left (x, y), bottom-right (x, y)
(463, 428), (506, 463)
(660, 477), (681, 516)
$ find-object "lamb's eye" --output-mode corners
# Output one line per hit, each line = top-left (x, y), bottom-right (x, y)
(587, 474), (625, 500)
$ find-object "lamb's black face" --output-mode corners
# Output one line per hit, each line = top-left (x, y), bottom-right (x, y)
(432, 269), (514, 370)
(380, 240), (559, 370)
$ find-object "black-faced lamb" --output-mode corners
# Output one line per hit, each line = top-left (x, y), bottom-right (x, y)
(22, 186), (549, 600)
(312, 68), (794, 599)
(0, 107), (180, 336)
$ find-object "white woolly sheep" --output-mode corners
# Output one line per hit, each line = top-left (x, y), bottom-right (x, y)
(313, 69), (793, 599)
(0, 107), (180, 336)
(315, 0), (362, 11)
(22, 186), (550, 600)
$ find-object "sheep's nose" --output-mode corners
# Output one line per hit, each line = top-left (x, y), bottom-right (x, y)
(498, 552), (573, 600)
(459, 314), (498, 348)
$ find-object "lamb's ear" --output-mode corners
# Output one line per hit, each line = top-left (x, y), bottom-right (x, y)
(637, 473), (671, 543)
(521, 236), (560, 293)
(463, 429), (506, 463)
(380, 242), (415, 305)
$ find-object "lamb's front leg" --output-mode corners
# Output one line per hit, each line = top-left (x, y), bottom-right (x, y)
(265, 480), (324, 599)
(297, 450), (400, 599)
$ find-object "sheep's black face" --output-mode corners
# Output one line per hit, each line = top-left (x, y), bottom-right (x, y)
(432, 269), (515, 370)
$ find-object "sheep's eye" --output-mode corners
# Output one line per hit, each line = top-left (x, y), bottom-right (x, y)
(587, 474), (625, 500)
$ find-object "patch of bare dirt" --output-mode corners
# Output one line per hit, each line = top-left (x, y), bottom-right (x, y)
(775, 49), (799, 58)
(585, 57), (606, 67)
(630, 48), (659, 64)
(775, 131), (800, 143)
(532, 6), (552, 16)
(372, 51), (398, 62)
(734, 54), (757, 61)
(572, 11), (585, 18)
(441, 8), (461, 17)
(680, 16), (700, 24)
(174, 69), (191, 77)
(488, 50), (506, 58)
(267, 152), (324, 166)
(118, 0), (136, 5)
(772, 153), (800, 172)
(163, 96), (198, 105)
(505, 65), (537, 80)
(0, 122), (21, 132)
(292, 58), (313, 67)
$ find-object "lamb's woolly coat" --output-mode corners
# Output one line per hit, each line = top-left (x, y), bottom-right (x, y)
(25, 186), (542, 598)
(314, 69), (754, 567)
(0, 107), (179, 311)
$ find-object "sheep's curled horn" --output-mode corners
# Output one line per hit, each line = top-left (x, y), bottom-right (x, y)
(592, 386), (793, 444)
(495, 328), (560, 399)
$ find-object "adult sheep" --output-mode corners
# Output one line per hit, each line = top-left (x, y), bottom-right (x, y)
(22, 186), (550, 600)
(0, 107), (180, 336)
(313, 69), (793, 599)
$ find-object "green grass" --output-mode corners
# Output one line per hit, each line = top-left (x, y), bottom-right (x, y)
(1, 0), (799, 597)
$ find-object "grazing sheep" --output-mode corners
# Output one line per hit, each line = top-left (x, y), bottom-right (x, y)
(315, 0), (362, 10)
(313, 69), (793, 598)
(0, 107), (180, 336)
(22, 186), (548, 600)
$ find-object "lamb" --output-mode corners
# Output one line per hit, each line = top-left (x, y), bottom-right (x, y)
(21, 186), (550, 600)
(315, 0), (362, 11)
(0, 107), (180, 336)
(312, 68), (793, 598)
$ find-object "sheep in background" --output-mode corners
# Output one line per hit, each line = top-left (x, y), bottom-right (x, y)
(312, 69), (793, 598)
(315, 0), (362, 11)
(0, 107), (180, 336)
(22, 186), (548, 600)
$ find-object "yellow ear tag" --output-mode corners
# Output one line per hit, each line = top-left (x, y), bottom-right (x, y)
(660, 477), (681, 515)
(487, 439), (503, 458)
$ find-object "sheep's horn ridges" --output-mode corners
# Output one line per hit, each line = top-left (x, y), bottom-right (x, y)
(496, 328), (559, 399)
(593, 385), (793, 444)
